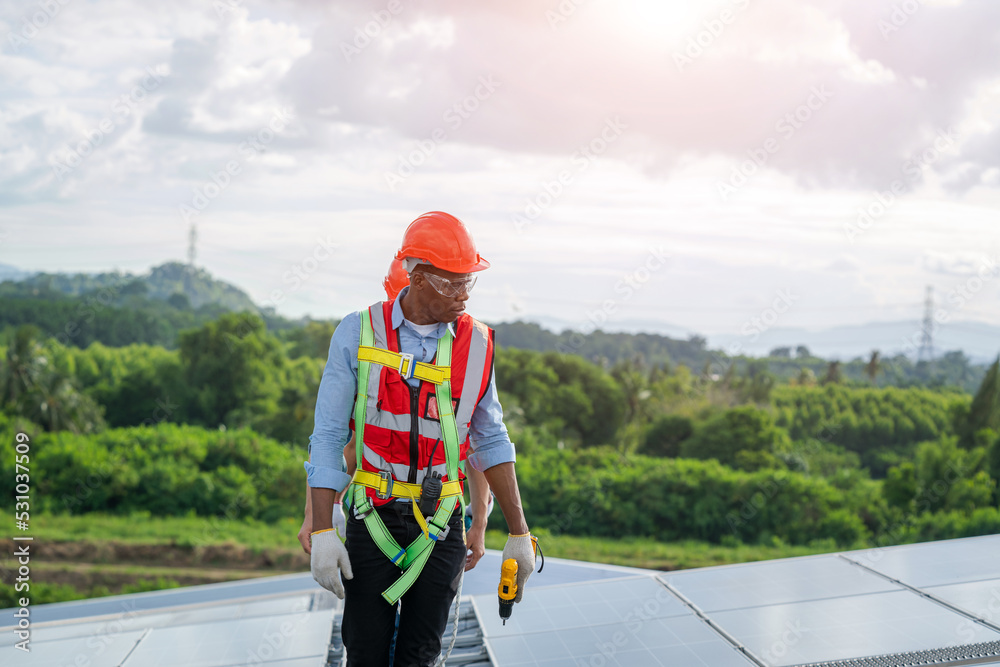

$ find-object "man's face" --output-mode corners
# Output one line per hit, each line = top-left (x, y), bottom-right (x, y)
(412, 265), (473, 323)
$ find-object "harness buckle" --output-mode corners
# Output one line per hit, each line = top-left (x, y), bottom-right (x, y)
(375, 470), (394, 500)
(353, 496), (373, 521)
(430, 520), (450, 541)
(397, 352), (415, 380)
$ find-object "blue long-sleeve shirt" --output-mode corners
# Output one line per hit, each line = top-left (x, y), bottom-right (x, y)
(304, 288), (516, 491)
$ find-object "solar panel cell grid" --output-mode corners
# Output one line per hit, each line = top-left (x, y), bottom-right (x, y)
(661, 555), (900, 612)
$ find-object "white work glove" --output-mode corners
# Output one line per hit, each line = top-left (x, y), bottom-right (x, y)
(310, 529), (353, 599)
(501, 533), (536, 602)
(333, 502), (346, 538)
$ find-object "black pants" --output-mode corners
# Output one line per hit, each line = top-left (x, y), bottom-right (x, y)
(342, 502), (465, 667)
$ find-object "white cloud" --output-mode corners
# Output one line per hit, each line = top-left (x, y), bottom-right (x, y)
(1, 0), (1000, 339)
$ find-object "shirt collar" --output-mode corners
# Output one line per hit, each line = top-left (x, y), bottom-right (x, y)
(390, 286), (456, 338)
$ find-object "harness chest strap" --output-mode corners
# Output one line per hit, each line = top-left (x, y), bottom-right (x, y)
(357, 345), (451, 384)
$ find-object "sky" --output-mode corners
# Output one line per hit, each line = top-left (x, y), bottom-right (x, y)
(1, 0), (999, 350)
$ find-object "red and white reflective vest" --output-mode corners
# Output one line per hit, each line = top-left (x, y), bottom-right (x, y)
(350, 299), (495, 506)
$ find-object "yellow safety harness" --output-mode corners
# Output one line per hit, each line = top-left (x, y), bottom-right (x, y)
(350, 308), (466, 604)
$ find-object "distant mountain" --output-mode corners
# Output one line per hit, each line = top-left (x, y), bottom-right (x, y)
(489, 320), (712, 370)
(0, 263), (31, 282)
(11, 261), (257, 312)
(707, 320), (1000, 365)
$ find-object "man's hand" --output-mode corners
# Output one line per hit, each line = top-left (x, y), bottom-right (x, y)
(465, 518), (486, 571)
(311, 529), (353, 599)
(299, 503), (346, 554)
(501, 533), (535, 602)
(298, 513), (313, 554)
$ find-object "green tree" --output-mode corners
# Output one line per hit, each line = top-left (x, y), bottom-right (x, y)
(822, 361), (843, 385)
(178, 313), (285, 429)
(988, 432), (1000, 503)
(882, 461), (917, 510)
(794, 367), (816, 386)
(0, 326), (104, 433)
(681, 406), (791, 467)
(0, 325), (45, 406)
(736, 360), (775, 404)
(961, 358), (1000, 447)
(911, 437), (993, 514)
(284, 320), (338, 359)
(640, 414), (693, 457)
(866, 351), (881, 385)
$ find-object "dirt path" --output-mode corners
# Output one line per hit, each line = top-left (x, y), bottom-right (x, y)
(0, 538), (310, 596)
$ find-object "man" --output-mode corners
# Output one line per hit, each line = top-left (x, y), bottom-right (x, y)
(298, 257), (493, 573)
(305, 212), (536, 666)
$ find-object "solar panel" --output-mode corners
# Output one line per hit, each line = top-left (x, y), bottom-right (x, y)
(925, 577), (1000, 626)
(2, 629), (149, 667)
(118, 610), (333, 666)
(474, 575), (755, 666)
(847, 534), (1000, 588)
(660, 555), (899, 612)
(707, 589), (1000, 667)
(477, 576), (690, 638)
(484, 613), (755, 666)
(0, 593), (319, 648)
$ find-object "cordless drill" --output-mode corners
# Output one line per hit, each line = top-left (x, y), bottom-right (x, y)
(498, 558), (518, 625)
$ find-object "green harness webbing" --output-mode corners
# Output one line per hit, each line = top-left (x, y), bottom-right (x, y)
(351, 308), (466, 604)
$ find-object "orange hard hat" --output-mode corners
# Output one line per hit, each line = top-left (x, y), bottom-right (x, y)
(394, 211), (490, 274)
(383, 257), (409, 300)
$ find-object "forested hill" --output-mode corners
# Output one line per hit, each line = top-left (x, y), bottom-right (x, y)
(490, 321), (711, 370)
(10, 262), (256, 312)
(0, 263), (991, 391)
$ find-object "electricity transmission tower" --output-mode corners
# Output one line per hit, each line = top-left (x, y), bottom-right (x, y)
(918, 285), (934, 362)
(187, 223), (197, 268)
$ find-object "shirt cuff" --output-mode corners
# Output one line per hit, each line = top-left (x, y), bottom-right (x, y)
(303, 461), (353, 492)
(466, 440), (516, 472)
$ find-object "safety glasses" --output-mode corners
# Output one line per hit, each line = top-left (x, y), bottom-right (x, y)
(422, 272), (477, 298)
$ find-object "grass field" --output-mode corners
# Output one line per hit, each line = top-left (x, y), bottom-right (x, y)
(0, 510), (840, 606)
